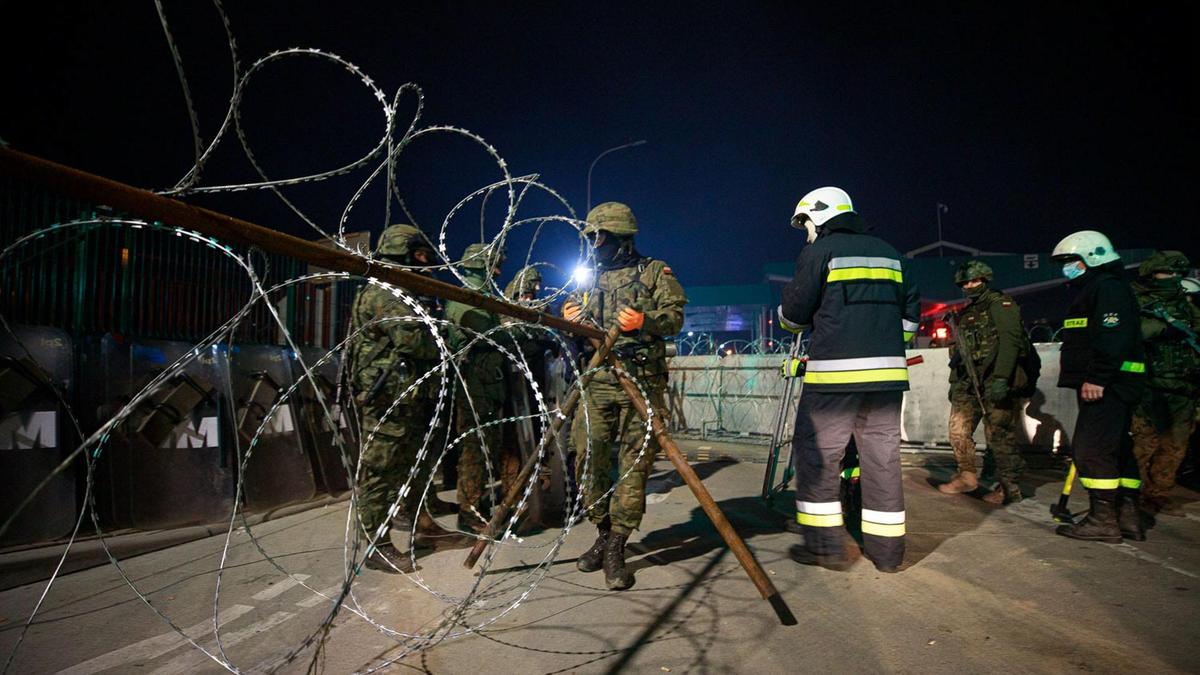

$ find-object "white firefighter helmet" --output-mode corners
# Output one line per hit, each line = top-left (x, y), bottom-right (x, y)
(1181, 277), (1200, 296)
(1051, 230), (1121, 267)
(791, 186), (854, 243)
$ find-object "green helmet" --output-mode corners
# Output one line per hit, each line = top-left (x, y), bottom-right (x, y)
(583, 201), (638, 236)
(462, 242), (505, 271)
(954, 260), (994, 285)
(1138, 250), (1190, 277)
(376, 224), (426, 256)
(505, 265), (542, 300)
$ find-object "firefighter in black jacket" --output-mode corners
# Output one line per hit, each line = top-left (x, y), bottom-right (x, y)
(778, 187), (921, 572)
(1051, 230), (1147, 542)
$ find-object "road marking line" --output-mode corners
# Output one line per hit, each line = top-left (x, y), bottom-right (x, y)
(251, 574), (311, 601)
(56, 604), (254, 675)
(296, 584), (344, 608)
(148, 611), (296, 675)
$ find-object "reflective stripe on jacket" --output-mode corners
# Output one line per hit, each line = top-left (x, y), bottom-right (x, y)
(779, 212), (921, 393)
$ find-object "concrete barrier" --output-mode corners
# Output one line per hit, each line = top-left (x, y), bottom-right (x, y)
(669, 344), (1078, 450)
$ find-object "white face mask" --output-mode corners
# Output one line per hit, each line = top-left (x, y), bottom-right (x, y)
(1062, 261), (1086, 280)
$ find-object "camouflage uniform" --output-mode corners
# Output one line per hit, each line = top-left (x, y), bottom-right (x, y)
(945, 261), (1030, 500)
(446, 243), (520, 523)
(1130, 252), (1200, 510)
(349, 225), (441, 538)
(568, 203), (688, 535)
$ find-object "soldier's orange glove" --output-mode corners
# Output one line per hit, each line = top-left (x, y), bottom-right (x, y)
(618, 307), (645, 331)
(562, 301), (583, 322)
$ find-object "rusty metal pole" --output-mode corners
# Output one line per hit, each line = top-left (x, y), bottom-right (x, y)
(0, 146), (795, 625)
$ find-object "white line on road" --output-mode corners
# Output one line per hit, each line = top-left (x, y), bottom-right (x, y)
(251, 574), (311, 601)
(56, 604), (254, 675)
(296, 584), (345, 608)
(149, 611), (297, 675)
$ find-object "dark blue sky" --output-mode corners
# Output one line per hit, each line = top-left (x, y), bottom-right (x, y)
(4, 2), (1196, 288)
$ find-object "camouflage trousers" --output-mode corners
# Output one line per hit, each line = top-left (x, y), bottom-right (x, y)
(948, 393), (1026, 486)
(1132, 391), (1196, 499)
(570, 379), (665, 535)
(455, 393), (519, 521)
(357, 402), (434, 536)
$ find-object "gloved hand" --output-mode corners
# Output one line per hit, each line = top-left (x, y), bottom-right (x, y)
(780, 357), (806, 378)
(985, 378), (1009, 403)
(618, 307), (645, 332)
(562, 301), (583, 323)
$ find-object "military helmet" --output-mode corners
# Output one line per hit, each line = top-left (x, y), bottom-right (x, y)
(462, 242), (505, 271)
(1051, 230), (1120, 267)
(583, 202), (638, 236)
(505, 265), (542, 299)
(376, 224), (427, 256)
(1138, 250), (1190, 277)
(955, 260), (994, 285)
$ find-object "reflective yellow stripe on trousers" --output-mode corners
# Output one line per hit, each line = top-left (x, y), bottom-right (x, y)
(796, 500), (843, 527)
(861, 508), (905, 537)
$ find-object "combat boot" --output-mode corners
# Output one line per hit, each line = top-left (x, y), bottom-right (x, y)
(576, 521), (610, 573)
(938, 471), (978, 494)
(426, 493), (459, 516)
(364, 543), (416, 574)
(983, 482), (1023, 505)
(789, 544), (852, 572)
(414, 512), (473, 551)
(1056, 491), (1121, 544)
(1117, 490), (1146, 541)
(603, 532), (635, 590)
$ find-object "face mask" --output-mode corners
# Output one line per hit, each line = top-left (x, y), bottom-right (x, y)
(1150, 277), (1182, 292)
(1062, 262), (1086, 280)
(593, 235), (621, 265)
(964, 284), (987, 298)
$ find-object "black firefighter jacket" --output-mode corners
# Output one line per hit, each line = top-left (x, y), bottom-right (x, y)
(1057, 262), (1147, 404)
(779, 212), (921, 393)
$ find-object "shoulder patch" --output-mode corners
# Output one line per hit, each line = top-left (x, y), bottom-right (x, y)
(1101, 312), (1121, 328)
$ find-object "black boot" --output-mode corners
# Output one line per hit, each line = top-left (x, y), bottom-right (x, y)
(364, 542), (416, 574)
(603, 532), (635, 590)
(576, 521), (610, 573)
(1117, 489), (1146, 541)
(1056, 491), (1121, 544)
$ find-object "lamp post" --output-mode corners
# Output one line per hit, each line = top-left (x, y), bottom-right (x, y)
(587, 140), (647, 211)
(936, 202), (949, 257)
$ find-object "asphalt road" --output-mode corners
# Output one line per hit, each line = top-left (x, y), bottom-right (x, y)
(1, 458), (1198, 674)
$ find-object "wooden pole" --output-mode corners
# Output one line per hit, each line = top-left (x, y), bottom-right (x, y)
(0, 146), (795, 625)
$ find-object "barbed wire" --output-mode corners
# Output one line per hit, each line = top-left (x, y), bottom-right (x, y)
(0, 3), (659, 672)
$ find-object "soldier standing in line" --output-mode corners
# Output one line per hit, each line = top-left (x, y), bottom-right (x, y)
(349, 224), (469, 573)
(1130, 251), (1200, 517)
(563, 202), (687, 591)
(446, 243), (521, 533)
(938, 260), (1035, 505)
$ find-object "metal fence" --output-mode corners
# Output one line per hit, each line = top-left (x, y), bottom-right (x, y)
(1, 176), (359, 347)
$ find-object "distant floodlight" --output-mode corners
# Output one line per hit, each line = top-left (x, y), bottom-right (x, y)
(687, 331), (695, 337)
(571, 264), (592, 287)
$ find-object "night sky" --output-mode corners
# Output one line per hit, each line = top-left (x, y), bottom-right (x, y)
(4, 2), (1196, 288)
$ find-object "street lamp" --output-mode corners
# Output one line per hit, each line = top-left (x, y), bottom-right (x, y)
(587, 140), (647, 211)
(936, 202), (949, 257)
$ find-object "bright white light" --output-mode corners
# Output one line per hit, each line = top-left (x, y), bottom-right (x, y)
(571, 264), (592, 287)
(687, 331), (694, 337)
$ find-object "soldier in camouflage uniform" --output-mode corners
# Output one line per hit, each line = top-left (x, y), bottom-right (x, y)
(939, 260), (1031, 504)
(1130, 251), (1200, 516)
(446, 243), (521, 532)
(504, 265), (543, 304)
(563, 202), (687, 590)
(349, 224), (468, 573)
